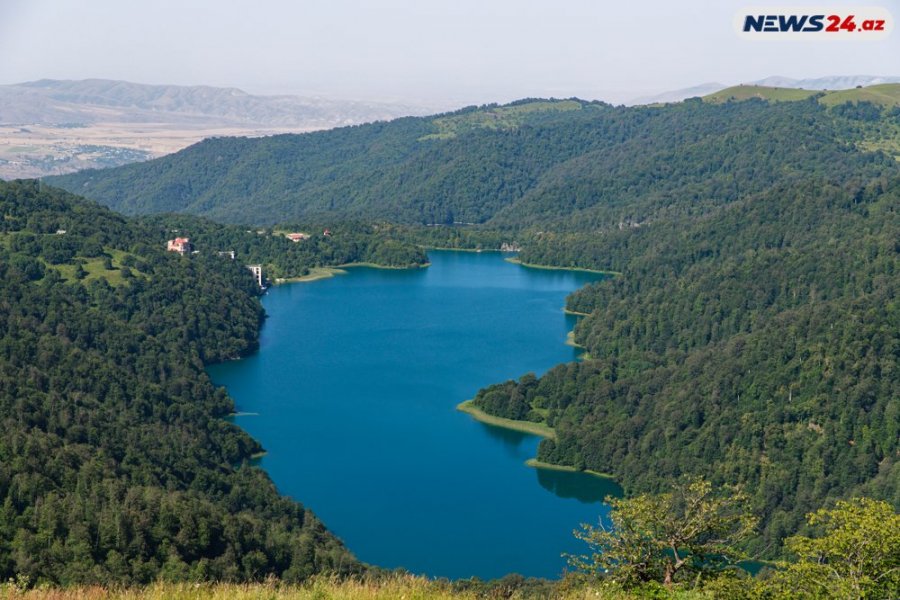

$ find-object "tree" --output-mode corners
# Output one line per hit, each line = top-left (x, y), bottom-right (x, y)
(569, 477), (757, 588)
(767, 498), (900, 599)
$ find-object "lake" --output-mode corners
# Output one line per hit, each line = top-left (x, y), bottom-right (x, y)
(208, 250), (621, 580)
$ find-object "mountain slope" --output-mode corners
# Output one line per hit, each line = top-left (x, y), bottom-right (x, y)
(0, 180), (362, 584)
(33, 87), (900, 562)
(47, 89), (900, 228)
(472, 161), (900, 556)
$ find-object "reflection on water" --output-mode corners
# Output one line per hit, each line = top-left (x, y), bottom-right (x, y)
(536, 466), (623, 505)
(477, 422), (537, 461)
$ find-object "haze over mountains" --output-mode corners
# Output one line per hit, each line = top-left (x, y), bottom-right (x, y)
(0, 79), (436, 179)
(3, 75), (899, 180)
(630, 74), (900, 105)
(0, 79), (433, 127)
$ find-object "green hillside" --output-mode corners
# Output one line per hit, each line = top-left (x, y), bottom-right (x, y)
(46, 93), (900, 229)
(472, 169), (900, 556)
(818, 83), (900, 108)
(38, 91), (900, 563)
(0, 181), (436, 584)
(704, 83), (900, 108)
(703, 85), (819, 103)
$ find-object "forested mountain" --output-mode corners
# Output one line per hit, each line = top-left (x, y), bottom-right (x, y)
(35, 89), (900, 562)
(46, 86), (900, 228)
(0, 180), (433, 583)
(473, 171), (900, 555)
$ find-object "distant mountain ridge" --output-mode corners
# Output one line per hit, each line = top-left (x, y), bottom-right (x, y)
(1, 78), (432, 127)
(0, 78), (437, 179)
(631, 74), (900, 105)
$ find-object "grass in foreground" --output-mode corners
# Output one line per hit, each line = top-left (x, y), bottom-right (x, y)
(0, 575), (711, 600)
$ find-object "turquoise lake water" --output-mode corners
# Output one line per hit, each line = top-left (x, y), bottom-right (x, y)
(207, 250), (621, 580)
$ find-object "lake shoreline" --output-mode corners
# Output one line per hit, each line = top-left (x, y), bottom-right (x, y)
(274, 262), (430, 284)
(457, 399), (556, 439)
(505, 257), (620, 276)
(456, 401), (618, 482)
(525, 459), (617, 481)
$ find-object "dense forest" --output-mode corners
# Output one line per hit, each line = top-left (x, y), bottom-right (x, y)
(472, 170), (900, 554)
(0, 180), (370, 584)
(20, 88), (900, 579)
(47, 87), (900, 230)
(45, 90), (900, 559)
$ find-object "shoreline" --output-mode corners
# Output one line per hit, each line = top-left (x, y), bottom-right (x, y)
(274, 267), (348, 284)
(340, 261), (431, 270)
(505, 256), (620, 276)
(525, 458), (617, 480)
(273, 262), (430, 285)
(565, 330), (584, 349)
(457, 401), (619, 483)
(424, 246), (503, 253)
(565, 331), (592, 360)
(457, 400), (556, 439)
(563, 307), (591, 316)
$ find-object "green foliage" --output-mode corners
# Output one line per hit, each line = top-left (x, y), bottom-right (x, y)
(473, 171), (900, 555)
(569, 478), (757, 588)
(48, 97), (898, 233)
(422, 99), (588, 140)
(138, 214), (427, 280)
(767, 498), (900, 599)
(32, 91), (900, 583)
(0, 180), (357, 584)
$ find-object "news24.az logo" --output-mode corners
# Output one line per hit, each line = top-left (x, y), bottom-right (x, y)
(735, 6), (892, 39)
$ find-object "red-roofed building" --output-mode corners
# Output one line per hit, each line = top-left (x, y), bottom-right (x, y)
(166, 237), (192, 255)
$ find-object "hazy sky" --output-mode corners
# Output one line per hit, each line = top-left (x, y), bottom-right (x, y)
(0, 0), (897, 106)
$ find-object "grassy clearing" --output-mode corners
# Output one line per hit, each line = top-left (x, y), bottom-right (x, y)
(421, 100), (586, 140)
(857, 118), (900, 161)
(274, 262), (429, 284)
(703, 85), (818, 103)
(457, 400), (556, 439)
(818, 83), (900, 108)
(54, 257), (124, 285)
(704, 83), (900, 109)
(51, 249), (143, 286)
(274, 267), (349, 284)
